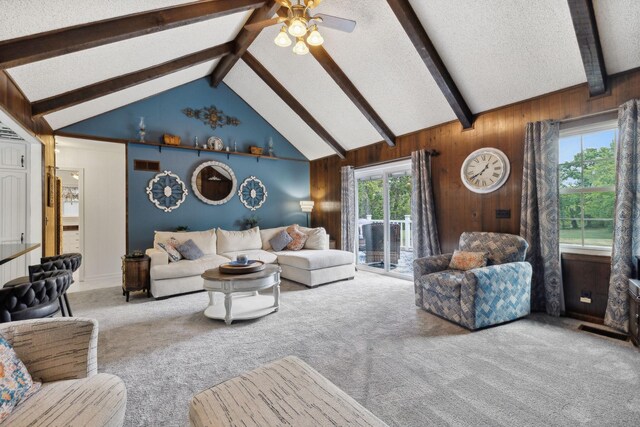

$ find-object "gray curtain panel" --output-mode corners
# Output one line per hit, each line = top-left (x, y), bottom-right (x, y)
(520, 121), (563, 316)
(605, 99), (640, 333)
(340, 166), (356, 253)
(411, 150), (441, 258)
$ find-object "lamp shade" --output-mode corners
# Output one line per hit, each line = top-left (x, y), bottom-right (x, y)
(306, 25), (324, 46)
(300, 200), (314, 213)
(292, 38), (309, 55)
(274, 26), (292, 47)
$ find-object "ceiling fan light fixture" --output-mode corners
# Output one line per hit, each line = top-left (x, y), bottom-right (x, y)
(292, 38), (310, 55)
(288, 17), (308, 37)
(274, 26), (292, 47)
(306, 25), (324, 46)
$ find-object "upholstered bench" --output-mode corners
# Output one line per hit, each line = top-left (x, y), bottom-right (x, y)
(189, 356), (388, 427)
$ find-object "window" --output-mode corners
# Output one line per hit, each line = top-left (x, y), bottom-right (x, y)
(559, 121), (617, 248)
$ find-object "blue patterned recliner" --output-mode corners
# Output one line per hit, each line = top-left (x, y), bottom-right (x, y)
(413, 232), (532, 330)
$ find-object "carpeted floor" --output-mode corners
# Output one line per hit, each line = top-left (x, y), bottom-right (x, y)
(70, 271), (640, 427)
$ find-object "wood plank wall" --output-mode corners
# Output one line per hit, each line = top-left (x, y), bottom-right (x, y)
(310, 68), (640, 252)
(0, 71), (57, 256)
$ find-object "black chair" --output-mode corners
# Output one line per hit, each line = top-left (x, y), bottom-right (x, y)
(0, 270), (73, 323)
(4, 253), (82, 317)
(362, 223), (401, 266)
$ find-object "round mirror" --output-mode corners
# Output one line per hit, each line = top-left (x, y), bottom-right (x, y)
(191, 161), (237, 205)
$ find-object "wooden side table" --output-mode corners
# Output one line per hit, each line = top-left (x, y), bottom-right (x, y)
(121, 255), (150, 302)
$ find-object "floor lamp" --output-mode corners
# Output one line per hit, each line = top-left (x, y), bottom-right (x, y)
(300, 201), (314, 227)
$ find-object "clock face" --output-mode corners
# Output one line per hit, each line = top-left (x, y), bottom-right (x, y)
(461, 148), (510, 193)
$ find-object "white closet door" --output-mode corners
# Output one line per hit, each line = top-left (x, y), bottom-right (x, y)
(0, 140), (26, 169)
(0, 171), (27, 283)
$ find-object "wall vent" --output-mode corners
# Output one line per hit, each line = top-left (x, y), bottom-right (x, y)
(133, 160), (160, 172)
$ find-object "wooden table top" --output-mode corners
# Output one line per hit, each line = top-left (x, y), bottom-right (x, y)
(202, 264), (280, 282)
(0, 243), (40, 266)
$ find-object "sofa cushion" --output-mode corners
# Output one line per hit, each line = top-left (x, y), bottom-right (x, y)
(0, 337), (41, 422)
(5, 373), (126, 427)
(301, 227), (328, 250)
(260, 227), (287, 250)
(286, 225), (307, 251)
(154, 229), (216, 255)
(275, 250), (353, 270)
(221, 250), (278, 265)
(448, 250), (487, 271)
(157, 237), (182, 262)
(176, 239), (204, 260)
(269, 230), (293, 252)
(217, 227), (262, 253)
(151, 254), (230, 280)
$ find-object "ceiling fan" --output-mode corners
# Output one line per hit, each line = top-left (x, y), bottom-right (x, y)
(245, 0), (357, 55)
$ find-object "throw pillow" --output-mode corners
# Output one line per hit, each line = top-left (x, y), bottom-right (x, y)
(269, 230), (293, 252)
(448, 250), (487, 271)
(0, 337), (41, 422)
(176, 239), (204, 260)
(286, 225), (308, 251)
(302, 227), (328, 250)
(157, 237), (182, 262)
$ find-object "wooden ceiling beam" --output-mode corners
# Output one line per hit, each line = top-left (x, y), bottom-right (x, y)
(310, 45), (396, 147)
(210, 1), (281, 87)
(386, 0), (474, 129)
(567, 0), (607, 96)
(31, 42), (233, 117)
(241, 52), (346, 159)
(0, 0), (262, 69)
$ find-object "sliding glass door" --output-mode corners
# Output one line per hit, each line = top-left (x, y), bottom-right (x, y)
(355, 160), (413, 278)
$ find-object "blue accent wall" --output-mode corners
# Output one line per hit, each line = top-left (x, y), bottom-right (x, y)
(61, 78), (310, 251)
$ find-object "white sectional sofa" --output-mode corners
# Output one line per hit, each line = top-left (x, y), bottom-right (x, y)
(145, 226), (355, 298)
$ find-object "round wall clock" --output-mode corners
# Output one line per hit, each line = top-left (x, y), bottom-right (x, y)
(146, 171), (188, 212)
(460, 148), (510, 194)
(238, 176), (268, 211)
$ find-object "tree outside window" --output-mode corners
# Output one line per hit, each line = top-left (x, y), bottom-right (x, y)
(559, 126), (617, 247)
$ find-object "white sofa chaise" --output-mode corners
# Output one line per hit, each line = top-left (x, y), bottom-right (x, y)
(146, 226), (355, 298)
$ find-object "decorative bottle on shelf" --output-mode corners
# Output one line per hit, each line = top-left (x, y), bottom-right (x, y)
(194, 136), (199, 149)
(138, 117), (146, 143)
(267, 137), (274, 157)
(233, 140), (238, 152)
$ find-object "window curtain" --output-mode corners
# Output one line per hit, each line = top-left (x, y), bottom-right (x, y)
(340, 166), (356, 253)
(605, 99), (640, 333)
(520, 121), (563, 316)
(411, 149), (441, 258)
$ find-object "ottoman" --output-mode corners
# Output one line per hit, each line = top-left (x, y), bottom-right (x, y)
(189, 356), (388, 427)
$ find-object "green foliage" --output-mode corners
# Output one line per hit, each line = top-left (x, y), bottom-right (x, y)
(559, 137), (615, 234)
(358, 175), (412, 220)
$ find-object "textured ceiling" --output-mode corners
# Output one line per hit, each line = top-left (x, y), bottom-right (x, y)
(225, 60), (335, 160)
(3, 1), (640, 159)
(248, 32), (383, 151)
(305, 0), (457, 135)
(594, 0), (640, 74)
(409, 0), (586, 113)
(44, 59), (220, 130)
(0, 0), (196, 41)
(8, 11), (249, 101)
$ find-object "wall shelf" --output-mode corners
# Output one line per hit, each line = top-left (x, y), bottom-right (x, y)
(54, 131), (309, 163)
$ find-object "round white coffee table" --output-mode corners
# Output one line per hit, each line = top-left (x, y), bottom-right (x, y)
(202, 264), (281, 325)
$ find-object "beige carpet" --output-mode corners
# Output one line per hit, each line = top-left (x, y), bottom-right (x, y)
(69, 271), (640, 427)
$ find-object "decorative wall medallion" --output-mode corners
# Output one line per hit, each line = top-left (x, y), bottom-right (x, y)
(182, 105), (241, 130)
(146, 171), (188, 212)
(238, 176), (268, 211)
(191, 161), (237, 205)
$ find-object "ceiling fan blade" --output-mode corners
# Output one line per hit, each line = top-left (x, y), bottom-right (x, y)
(312, 14), (356, 33)
(244, 17), (282, 32)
